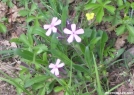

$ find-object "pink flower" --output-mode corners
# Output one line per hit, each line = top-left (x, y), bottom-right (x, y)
(63, 24), (84, 43)
(43, 17), (61, 36)
(49, 59), (65, 76)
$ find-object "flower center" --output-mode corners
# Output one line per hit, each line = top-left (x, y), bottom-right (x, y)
(72, 31), (76, 35)
(50, 24), (54, 28)
(54, 65), (58, 69)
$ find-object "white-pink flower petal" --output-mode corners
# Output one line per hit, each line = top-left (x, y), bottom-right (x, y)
(49, 59), (65, 76)
(52, 27), (57, 33)
(54, 68), (59, 76)
(71, 24), (76, 31)
(75, 29), (84, 34)
(56, 59), (61, 65)
(50, 69), (55, 74)
(54, 19), (61, 26)
(43, 17), (61, 36)
(51, 17), (58, 24)
(46, 28), (52, 36)
(67, 35), (74, 43)
(74, 35), (81, 42)
(43, 25), (50, 29)
(64, 28), (72, 34)
(57, 63), (65, 68)
(49, 63), (55, 68)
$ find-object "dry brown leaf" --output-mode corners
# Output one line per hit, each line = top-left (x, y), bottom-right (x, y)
(0, 2), (8, 19)
(8, 5), (25, 23)
(115, 33), (128, 49)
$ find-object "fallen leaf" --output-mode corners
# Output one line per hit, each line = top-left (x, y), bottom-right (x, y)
(115, 33), (128, 49)
(8, 5), (25, 23)
(0, 2), (8, 19)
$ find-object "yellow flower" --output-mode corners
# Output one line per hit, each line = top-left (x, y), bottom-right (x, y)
(86, 13), (95, 20)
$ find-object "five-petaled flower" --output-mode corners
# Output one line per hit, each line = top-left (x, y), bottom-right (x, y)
(43, 17), (61, 36)
(86, 13), (94, 20)
(63, 24), (84, 43)
(49, 59), (65, 76)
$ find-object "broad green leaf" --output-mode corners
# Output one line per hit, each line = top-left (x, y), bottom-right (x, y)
(27, 33), (33, 46)
(51, 34), (58, 49)
(0, 49), (14, 55)
(73, 64), (89, 74)
(47, 80), (56, 94)
(37, 14), (44, 19)
(19, 34), (31, 47)
(19, 9), (29, 16)
(105, 5), (115, 14)
(32, 26), (51, 43)
(54, 86), (64, 92)
(31, 3), (37, 12)
(51, 49), (73, 66)
(33, 44), (48, 54)
(38, 87), (46, 95)
(90, 37), (101, 45)
(14, 49), (34, 61)
(117, 0), (123, 6)
(0, 23), (7, 33)
(97, 0), (102, 4)
(32, 82), (44, 90)
(104, 1), (111, 5)
(98, 31), (108, 62)
(84, 3), (99, 10)
(92, 53), (104, 95)
(26, 16), (35, 22)
(24, 76), (50, 88)
(115, 25), (126, 35)
(131, 2), (134, 9)
(84, 46), (92, 74)
(126, 25), (134, 36)
(43, 52), (48, 63)
(96, 7), (104, 23)
(61, 6), (68, 28)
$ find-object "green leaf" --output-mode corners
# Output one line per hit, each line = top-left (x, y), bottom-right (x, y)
(24, 76), (50, 88)
(51, 34), (58, 49)
(19, 9), (29, 16)
(38, 87), (46, 95)
(61, 6), (68, 28)
(104, 1), (111, 5)
(51, 49), (73, 66)
(14, 49), (34, 61)
(32, 82), (44, 90)
(126, 25), (134, 36)
(33, 44), (48, 54)
(47, 80), (56, 94)
(90, 37), (101, 45)
(73, 64), (89, 74)
(54, 86), (64, 92)
(31, 3), (37, 12)
(115, 25), (126, 35)
(131, 2), (134, 9)
(26, 16), (35, 22)
(32, 26), (51, 43)
(117, 0), (123, 6)
(128, 35), (134, 43)
(105, 5), (115, 14)
(84, 3), (99, 10)
(0, 23), (7, 33)
(19, 34), (31, 47)
(84, 46), (92, 74)
(96, 7), (104, 23)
